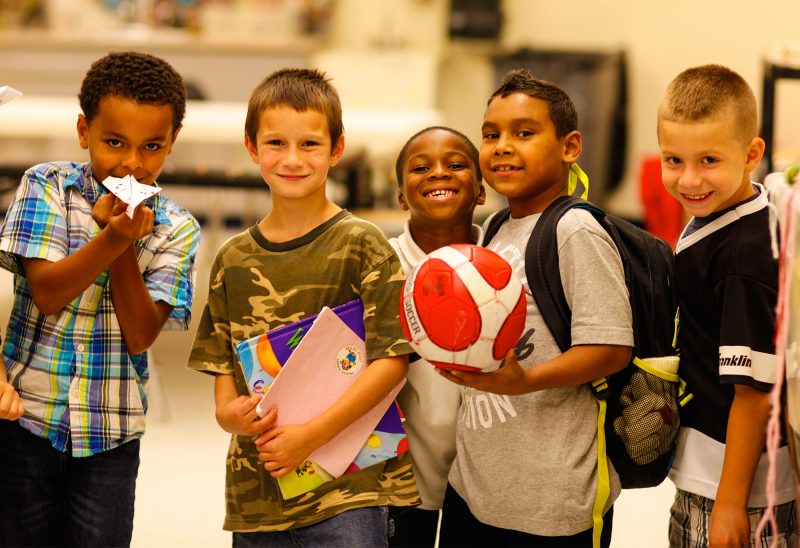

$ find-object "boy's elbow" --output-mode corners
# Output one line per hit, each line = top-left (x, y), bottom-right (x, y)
(610, 345), (632, 373)
(124, 333), (157, 356)
(31, 291), (62, 316)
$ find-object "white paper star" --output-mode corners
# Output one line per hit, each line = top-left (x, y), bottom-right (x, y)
(101, 175), (162, 219)
(0, 86), (23, 106)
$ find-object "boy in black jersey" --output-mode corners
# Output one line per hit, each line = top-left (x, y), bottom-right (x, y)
(659, 64), (798, 546)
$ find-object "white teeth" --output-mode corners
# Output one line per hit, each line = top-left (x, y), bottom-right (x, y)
(495, 166), (516, 172)
(426, 189), (457, 198)
(684, 193), (710, 201)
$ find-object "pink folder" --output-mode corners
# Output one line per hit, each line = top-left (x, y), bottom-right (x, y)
(257, 306), (405, 477)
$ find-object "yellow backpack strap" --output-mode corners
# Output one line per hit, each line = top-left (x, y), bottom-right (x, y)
(678, 378), (693, 406)
(672, 309), (680, 350)
(591, 397), (610, 548)
(568, 163), (589, 199)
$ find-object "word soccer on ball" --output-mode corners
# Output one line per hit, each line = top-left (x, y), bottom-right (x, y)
(400, 244), (526, 372)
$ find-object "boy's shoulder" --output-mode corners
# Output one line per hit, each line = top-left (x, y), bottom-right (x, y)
(324, 211), (396, 258)
(334, 210), (388, 239)
(554, 205), (609, 241)
(676, 189), (776, 292)
(155, 191), (200, 232)
(24, 161), (87, 186)
(211, 226), (261, 265)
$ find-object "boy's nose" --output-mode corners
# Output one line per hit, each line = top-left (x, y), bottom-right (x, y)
(122, 149), (143, 171)
(494, 134), (513, 154)
(429, 162), (449, 178)
(678, 166), (702, 187)
(285, 145), (303, 165)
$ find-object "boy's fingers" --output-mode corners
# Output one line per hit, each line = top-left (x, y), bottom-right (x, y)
(9, 401), (23, 420)
(269, 465), (292, 478)
(111, 200), (128, 216)
(254, 427), (280, 447)
(255, 410), (277, 429)
(0, 394), (23, 420)
(436, 368), (460, 384)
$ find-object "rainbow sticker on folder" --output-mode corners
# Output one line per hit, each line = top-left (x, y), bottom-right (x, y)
(235, 299), (408, 498)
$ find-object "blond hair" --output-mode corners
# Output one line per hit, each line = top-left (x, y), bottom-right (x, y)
(658, 64), (757, 143)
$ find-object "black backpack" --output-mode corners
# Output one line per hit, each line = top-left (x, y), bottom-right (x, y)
(484, 195), (691, 492)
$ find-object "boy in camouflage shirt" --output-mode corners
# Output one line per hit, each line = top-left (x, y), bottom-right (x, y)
(188, 68), (419, 545)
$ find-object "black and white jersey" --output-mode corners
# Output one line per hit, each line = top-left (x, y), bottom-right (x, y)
(676, 186), (778, 443)
(668, 184), (794, 506)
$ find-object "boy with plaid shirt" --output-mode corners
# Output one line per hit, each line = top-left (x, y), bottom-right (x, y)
(0, 51), (200, 546)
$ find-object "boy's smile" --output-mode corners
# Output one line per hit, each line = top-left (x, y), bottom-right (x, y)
(658, 114), (763, 218)
(245, 106), (344, 205)
(77, 95), (178, 186)
(480, 93), (580, 216)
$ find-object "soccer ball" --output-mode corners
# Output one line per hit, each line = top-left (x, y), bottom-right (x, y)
(400, 244), (527, 372)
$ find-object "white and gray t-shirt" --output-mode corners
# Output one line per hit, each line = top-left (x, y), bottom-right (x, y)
(448, 208), (633, 536)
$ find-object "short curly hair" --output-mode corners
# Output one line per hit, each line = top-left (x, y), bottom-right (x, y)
(489, 68), (578, 138)
(78, 51), (186, 131)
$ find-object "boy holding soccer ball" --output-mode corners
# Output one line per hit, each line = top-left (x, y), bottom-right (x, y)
(436, 69), (633, 547)
(388, 126), (486, 546)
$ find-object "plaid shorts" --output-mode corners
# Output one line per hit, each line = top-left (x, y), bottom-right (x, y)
(669, 489), (799, 547)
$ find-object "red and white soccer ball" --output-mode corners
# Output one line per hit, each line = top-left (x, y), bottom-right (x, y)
(400, 244), (527, 372)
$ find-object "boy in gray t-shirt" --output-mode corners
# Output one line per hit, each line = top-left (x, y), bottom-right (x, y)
(437, 69), (633, 547)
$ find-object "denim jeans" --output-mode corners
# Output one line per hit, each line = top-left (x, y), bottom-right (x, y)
(0, 419), (140, 547)
(232, 506), (389, 548)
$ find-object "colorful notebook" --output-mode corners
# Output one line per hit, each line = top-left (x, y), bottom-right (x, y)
(236, 299), (366, 397)
(258, 308), (405, 474)
(234, 299), (408, 498)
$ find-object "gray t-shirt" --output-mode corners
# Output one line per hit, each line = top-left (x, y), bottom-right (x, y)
(448, 208), (633, 536)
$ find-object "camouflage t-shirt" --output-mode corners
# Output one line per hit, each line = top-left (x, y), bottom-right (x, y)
(188, 210), (419, 532)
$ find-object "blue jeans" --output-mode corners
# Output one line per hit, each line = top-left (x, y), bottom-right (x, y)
(232, 506), (389, 548)
(0, 419), (140, 547)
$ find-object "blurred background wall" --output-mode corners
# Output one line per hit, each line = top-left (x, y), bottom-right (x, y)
(2, 0), (799, 222)
(0, 1), (799, 546)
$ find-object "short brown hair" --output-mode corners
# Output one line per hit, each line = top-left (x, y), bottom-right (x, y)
(489, 68), (578, 138)
(245, 68), (343, 150)
(658, 64), (757, 143)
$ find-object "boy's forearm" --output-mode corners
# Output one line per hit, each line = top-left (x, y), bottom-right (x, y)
(715, 385), (771, 507)
(108, 245), (172, 354)
(525, 344), (631, 392)
(22, 228), (131, 315)
(214, 373), (238, 408)
(305, 355), (408, 447)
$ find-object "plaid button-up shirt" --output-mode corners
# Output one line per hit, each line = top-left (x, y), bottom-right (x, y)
(0, 162), (200, 456)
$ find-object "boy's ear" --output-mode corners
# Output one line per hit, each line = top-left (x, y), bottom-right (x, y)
(170, 124), (182, 145)
(244, 133), (259, 164)
(329, 135), (345, 167)
(397, 190), (409, 211)
(561, 130), (582, 164)
(77, 114), (89, 150)
(476, 183), (487, 206)
(744, 136), (766, 173)
(166, 124), (182, 155)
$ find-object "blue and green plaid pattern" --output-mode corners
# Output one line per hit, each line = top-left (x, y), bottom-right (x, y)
(0, 162), (200, 456)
